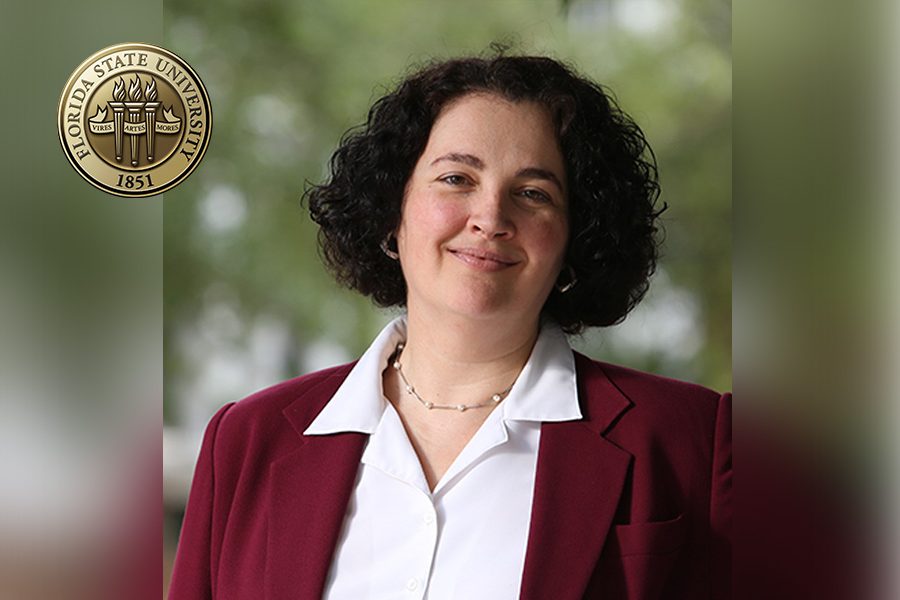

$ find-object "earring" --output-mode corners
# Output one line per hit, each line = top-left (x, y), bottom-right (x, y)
(380, 235), (399, 260)
(556, 265), (577, 293)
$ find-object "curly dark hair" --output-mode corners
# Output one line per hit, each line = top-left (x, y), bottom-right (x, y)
(305, 53), (664, 334)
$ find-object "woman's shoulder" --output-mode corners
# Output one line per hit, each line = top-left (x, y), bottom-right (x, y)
(572, 351), (729, 432)
(206, 361), (357, 447)
(574, 351), (726, 401)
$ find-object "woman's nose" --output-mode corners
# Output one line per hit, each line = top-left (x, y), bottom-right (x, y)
(469, 189), (515, 240)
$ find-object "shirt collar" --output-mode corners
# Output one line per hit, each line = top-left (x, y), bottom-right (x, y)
(303, 317), (405, 435)
(499, 319), (582, 423)
(303, 316), (581, 436)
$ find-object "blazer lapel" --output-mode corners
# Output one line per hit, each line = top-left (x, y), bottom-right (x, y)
(519, 353), (633, 600)
(265, 369), (367, 600)
(266, 432), (366, 600)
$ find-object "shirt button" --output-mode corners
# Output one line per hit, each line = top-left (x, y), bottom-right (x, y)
(406, 578), (418, 591)
(423, 512), (435, 525)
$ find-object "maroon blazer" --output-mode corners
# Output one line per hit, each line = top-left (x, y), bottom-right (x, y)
(168, 352), (731, 600)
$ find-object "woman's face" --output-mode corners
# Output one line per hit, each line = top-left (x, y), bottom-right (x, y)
(396, 93), (569, 326)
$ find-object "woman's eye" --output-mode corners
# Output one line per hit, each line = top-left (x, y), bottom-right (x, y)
(519, 188), (552, 203)
(439, 174), (469, 186)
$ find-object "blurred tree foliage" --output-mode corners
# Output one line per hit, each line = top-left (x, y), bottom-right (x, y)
(163, 0), (731, 424)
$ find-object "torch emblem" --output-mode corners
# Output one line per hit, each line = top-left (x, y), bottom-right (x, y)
(88, 75), (182, 167)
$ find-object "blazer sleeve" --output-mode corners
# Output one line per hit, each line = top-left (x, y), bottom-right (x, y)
(710, 392), (732, 600)
(168, 402), (235, 600)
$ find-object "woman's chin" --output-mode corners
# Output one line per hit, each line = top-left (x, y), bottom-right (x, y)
(409, 282), (541, 324)
(438, 292), (525, 322)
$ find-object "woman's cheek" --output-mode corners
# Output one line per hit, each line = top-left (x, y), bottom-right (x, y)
(414, 191), (468, 228)
(531, 216), (569, 255)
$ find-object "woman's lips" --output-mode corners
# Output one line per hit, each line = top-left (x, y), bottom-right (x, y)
(448, 248), (519, 272)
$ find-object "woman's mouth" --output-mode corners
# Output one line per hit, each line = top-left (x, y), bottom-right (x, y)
(448, 247), (519, 272)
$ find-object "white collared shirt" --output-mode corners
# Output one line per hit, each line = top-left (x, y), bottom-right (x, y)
(305, 317), (582, 600)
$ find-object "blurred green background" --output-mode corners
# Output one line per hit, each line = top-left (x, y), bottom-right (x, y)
(3, 2), (163, 598)
(160, 2), (730, 588)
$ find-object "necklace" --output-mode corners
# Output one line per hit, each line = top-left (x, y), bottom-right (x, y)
(389, 342), (514, 412)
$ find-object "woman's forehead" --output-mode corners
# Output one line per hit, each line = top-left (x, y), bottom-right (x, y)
(422, 93), (565, 174)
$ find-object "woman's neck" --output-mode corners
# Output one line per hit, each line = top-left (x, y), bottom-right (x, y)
(398, 306), (540, 408)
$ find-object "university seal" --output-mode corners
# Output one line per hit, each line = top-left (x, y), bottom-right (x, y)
(58, 43), (212, 197)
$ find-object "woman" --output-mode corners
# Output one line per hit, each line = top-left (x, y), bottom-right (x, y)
(168, 55), (731, 600)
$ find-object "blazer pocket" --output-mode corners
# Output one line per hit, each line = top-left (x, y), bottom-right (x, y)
(588, 514), (688, 599)
(604, 513), (688, 557)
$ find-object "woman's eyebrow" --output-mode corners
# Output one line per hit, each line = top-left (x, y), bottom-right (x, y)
(430, 152), (485, 169)
(516, 167), (564, 193)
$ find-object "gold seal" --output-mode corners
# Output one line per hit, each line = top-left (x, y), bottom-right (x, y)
(58, 43), (212, 197)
